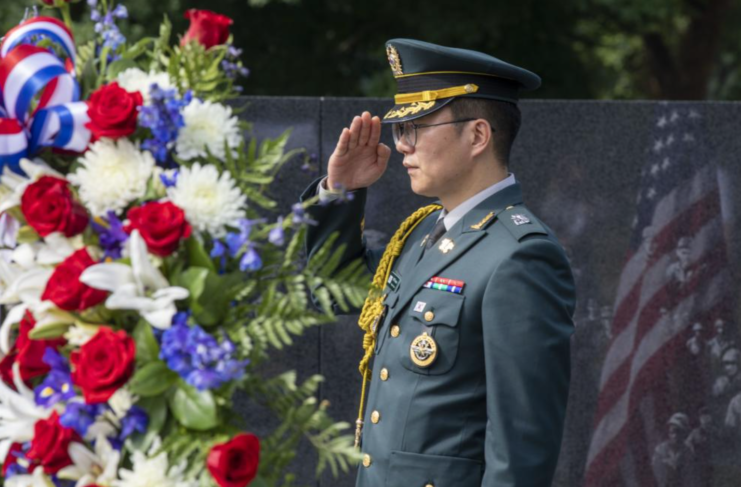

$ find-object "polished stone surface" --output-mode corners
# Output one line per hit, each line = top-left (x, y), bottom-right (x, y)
(237, 97), (741, 487)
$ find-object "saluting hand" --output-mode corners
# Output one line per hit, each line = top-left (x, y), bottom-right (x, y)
(327, 111), (392, 192)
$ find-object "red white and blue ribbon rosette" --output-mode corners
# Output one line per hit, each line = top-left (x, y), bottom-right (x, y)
(0, 17), (90, 173)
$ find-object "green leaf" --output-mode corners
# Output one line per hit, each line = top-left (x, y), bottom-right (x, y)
(105, 59), (139, 80)
(168, 381), (219, 431)
(16, 225), (40, 244)
(185, 237), (216, 273)
(129, 396), (167, 452)
(174, 267), (209, 301)
(28, 322), (70, 340)
(133, 320), (160, 364)
(192, 271), (243, 327)
(128, 361), (179, 397)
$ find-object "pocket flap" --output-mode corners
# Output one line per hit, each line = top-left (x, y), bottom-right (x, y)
(386, 450), (483, 487)
(408, 288), (464, 328)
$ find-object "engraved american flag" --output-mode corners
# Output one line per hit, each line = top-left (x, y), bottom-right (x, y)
(583, 106), (733, 486)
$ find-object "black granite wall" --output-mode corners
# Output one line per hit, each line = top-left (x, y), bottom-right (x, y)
(235, 97), (741, 487)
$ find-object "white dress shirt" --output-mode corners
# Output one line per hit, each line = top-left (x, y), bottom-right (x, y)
(317, 173), (517, 231)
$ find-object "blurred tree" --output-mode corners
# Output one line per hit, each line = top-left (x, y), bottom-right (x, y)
(1, 0), (740, 100)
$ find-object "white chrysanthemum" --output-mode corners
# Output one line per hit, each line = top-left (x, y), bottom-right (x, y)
(167, 163), (246, 237)
(113, 438), (196, 487)
(175, 99), (241, 161)
(69, 139), (155, 217)
(116, 68), (173, 104)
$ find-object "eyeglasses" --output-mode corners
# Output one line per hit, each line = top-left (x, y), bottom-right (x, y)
(392, 118), (478, 148)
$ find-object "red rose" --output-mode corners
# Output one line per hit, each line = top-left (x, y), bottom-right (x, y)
(0, 312), (66, 386)
(26, 411), (80, 474)
(21, 176), (88, 237)
(86, 82), (143, 141)
(181, 9), (233, 49)
(207, 433), (260, 487)
(71, 327), (135, 403)
(126, 202), (192, 256)
(41, 248), (107, 311)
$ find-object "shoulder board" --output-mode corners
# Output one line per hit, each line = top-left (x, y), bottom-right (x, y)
(498, 206), (548, 242)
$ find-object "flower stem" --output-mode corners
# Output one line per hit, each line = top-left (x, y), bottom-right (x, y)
(60, 3), (73, 29)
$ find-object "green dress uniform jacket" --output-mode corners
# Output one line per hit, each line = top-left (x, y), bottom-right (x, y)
(301, 177), (576, 487)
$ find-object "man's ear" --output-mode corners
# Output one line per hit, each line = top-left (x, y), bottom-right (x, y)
(470, 119), (492, 158)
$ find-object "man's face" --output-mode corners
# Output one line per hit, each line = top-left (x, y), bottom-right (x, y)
(723, 356), (738, 377)
(394, 107), (474, 199)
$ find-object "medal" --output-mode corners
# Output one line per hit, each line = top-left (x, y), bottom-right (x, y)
(410, 332), (438, 367)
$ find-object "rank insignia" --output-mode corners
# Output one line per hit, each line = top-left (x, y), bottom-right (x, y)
(386, 44), (404, 76)
(410, 332), (438, 367)
(511, 214), (531, 226)
(438, 238), (455, 254)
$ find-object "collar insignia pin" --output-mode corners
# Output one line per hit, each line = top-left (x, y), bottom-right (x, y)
(511, 214), (531, 226)
(439, 238), (455, 254)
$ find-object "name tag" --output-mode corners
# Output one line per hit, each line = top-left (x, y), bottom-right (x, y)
(387, 271), (401, 291)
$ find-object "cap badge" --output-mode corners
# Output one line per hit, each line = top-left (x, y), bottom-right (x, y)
(387, 44), (404, 76)
(410, 332), (438, 367)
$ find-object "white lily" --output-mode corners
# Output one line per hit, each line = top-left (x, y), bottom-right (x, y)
(0, 212), (20, 249)
(58, 436), (120, 487)
(0, 159), (64, 214)
(5, 466), (55, 487)
(80, 230), (189, 329)
(0, 363), (52, 463)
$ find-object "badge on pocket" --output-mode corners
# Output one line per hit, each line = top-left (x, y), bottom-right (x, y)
(410, 332), (438, 367)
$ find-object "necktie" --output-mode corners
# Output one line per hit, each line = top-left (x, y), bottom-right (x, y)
(425, 218), (447, 251)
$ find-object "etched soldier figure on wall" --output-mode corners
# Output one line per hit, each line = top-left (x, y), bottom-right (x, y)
(652, 413), (699, 486)
(708, 318), (733, 363)
(687, 322), (704, 356)
(713, 348), (741, 398)
(665, 236), (694, 287)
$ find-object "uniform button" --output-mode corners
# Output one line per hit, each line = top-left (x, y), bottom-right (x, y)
(380, 368), (389, 381)
(390, 325), (400, 337)
(362, 453), (372, 467)
(424, 311), (435, 322)
(425, 484), (434, 487)
(371, 410), (381, 424)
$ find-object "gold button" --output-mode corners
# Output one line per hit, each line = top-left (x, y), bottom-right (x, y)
(464, 83), (475, 93)
(380, 368), (389, 381)
(390, 325), (400, 337)
(362, 453), (372, 467)
(424, 311), (435, 322)
(371, 410), (381, 424)
(425, 484), (434, 487)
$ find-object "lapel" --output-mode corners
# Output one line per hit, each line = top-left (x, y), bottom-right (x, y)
(389, 183), (525, 321)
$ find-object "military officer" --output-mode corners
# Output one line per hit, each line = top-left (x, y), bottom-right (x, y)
(301, 39), (576, 487)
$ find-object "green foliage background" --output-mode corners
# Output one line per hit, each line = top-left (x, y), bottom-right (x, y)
(3, 0), (741, 100)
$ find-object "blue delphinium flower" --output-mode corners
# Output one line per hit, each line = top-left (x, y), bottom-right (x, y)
(34, 349), (75, 408)
(4, 442), (30, 479)
(268, 217), (285, 246)
(221, 45), (250, 80)
(160, 319), (249, 391)
(90, 3), (127, 56)
(160, 169), (179, 188)
(91, 211), (128, 260)
(291, 203), (317, 225)
(139, 85), (193, 165)
(212, 218), (265, 273)
(60, 402), (105, 437)
(239, 246), (262, 272)
(119, 406), (148, 440)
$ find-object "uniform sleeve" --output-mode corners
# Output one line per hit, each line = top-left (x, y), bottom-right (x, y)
(300, 176), (384, 315)
(480, 236), (576, 486)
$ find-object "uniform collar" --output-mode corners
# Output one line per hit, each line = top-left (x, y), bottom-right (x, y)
(438, 173), (517, 231)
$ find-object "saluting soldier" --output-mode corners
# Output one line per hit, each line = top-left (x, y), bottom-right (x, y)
(301, 39), (576, 486)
